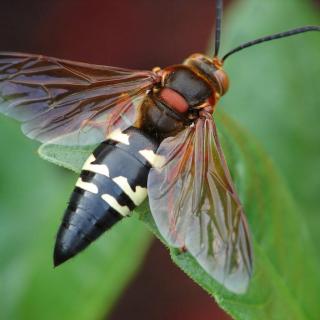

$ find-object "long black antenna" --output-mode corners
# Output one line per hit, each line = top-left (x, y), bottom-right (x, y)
(222, 25), (320, 62)
(214, 0), (223, 57)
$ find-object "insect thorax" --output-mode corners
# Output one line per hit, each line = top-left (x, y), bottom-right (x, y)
(137, 94), (187, 140)
(136, 58), (224, 140)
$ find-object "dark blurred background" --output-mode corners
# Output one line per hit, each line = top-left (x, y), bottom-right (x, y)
(0, 0), (222, 67)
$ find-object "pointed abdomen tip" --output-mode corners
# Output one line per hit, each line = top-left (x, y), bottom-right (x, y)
(53, 242), (75, 267)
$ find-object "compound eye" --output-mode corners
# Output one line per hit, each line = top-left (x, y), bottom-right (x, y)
(214, 69), (229, 96)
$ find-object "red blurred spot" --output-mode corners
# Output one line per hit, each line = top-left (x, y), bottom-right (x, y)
(109, 240), (232, 320)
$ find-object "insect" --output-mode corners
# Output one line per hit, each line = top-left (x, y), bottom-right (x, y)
(0, 0), (319, 294)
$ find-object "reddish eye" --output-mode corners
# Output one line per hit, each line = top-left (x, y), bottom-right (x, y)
(159, 88), (189, 113)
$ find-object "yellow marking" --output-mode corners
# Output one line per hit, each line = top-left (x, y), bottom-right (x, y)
(75, 178), (98, 194)
(83, 154), (110, 177)
(107, 128), (130, 145)
(113, 176), (147, 206)
(101, 194), (130, 216)
(139, 149), (166, 168)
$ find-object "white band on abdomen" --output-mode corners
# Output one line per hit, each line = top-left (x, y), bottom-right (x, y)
(139, 149), (165, 168)
(101, 194), (130, 216)
(113, 176), (147, 206)
(76, 178), (99, 194)
(107, 128), (130, 145)
(83, 154), (110, 177)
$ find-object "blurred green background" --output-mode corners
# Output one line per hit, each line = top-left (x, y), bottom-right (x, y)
(0, 0), (319, 319)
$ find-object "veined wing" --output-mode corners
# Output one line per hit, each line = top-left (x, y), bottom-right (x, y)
(0, 52), (160, 145)
(147, 112), (253, 293)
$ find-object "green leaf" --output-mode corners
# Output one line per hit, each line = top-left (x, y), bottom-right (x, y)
(0, 117), (152, 320)
(219, 0), (320, 246)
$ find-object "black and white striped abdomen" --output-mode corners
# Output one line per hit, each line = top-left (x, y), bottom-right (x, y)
(54, 127), (162, 266)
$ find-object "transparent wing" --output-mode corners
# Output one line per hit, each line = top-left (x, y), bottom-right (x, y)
(147, 112), (253, 293)
(0, 52), (159, 145)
